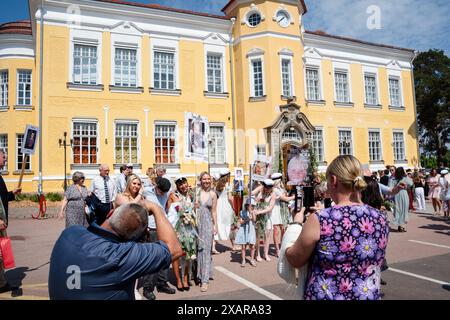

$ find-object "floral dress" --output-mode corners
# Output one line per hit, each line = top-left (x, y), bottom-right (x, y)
(304, 204), (389, 300)
(172, 192), (198, 260)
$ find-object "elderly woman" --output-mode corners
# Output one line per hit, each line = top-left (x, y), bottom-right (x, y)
(58, 171), (89, 228)
(285, 155), (388, 300)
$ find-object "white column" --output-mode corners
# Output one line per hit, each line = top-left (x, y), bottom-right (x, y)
(104, 106), (109, 144)
(144, 107), (150, 137)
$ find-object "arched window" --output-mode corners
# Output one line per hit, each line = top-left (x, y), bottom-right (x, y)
(282, 127), (301, 141)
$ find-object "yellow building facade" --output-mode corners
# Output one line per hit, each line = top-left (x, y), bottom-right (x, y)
(0, 0), (419, 193)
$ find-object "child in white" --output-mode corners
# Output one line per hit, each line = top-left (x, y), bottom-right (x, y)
(235, 197), (257, 267)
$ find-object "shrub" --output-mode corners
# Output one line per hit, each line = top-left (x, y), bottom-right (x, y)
(29, 194), (40, 202)
(46, 192), (63, 202)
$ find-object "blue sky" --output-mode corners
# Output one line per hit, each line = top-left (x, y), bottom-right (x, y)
(1, 0), (448, 54)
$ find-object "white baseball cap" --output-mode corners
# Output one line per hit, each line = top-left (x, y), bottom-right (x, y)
(271, 173), (282, 180)
(441, 169), (449, 175)
(219, 168), (231, 177)
(212, 172), (221, 180)
(262, 179), (275, 187)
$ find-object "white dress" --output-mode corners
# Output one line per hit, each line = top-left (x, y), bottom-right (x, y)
(215, 185), (235, 241)
(271, 188), (284, 225)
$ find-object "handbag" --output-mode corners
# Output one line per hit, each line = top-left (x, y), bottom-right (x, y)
(0, 235), (15, 269)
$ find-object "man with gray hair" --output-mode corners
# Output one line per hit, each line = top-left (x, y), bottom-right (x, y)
(89, 164), (116, 225)
(48, 201), (182, 300)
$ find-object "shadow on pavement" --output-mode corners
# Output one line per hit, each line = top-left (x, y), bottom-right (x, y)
(4, 262), (50, 297)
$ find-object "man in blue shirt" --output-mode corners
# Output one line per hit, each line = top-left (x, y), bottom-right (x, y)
(48, 202), (182, 300)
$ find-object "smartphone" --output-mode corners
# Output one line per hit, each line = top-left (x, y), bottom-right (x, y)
(302, 186), (315, 211)
(324, 198), (332, 209)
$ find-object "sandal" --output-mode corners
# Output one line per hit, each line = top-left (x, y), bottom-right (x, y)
(200, 283), (208, 292)
(249, 260), (257, 267)
(256, 256), (263, 262)
(241, 261), (246, 267)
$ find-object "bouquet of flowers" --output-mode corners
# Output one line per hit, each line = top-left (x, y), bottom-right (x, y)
(175, 202), (198, 260)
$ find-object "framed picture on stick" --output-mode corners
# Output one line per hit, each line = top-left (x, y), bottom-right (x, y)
(21, 125), (39, 155)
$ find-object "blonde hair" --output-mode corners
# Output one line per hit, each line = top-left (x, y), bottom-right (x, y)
(123, 174), (142, 198)
(326, 155), (367, 192)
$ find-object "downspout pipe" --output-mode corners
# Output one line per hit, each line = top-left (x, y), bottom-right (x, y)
(228, 17), (237, 167)
(38, 1), (44, 194)
(410, 50), (420, 168)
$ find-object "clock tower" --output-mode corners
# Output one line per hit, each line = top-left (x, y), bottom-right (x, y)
(222, 1), (309, 168)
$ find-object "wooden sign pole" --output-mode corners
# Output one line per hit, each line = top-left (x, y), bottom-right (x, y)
(17, 154), (28, 189)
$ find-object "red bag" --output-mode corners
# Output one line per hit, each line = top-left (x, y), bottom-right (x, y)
(0, 236), (15, 269)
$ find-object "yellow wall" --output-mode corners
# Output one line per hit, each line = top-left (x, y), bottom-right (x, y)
(1, 0), (419, 193)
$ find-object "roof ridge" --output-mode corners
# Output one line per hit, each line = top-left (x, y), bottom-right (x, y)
(305, 30), (414, 53)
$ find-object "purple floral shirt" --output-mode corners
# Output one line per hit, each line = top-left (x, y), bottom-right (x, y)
(304, 204), (389, 300)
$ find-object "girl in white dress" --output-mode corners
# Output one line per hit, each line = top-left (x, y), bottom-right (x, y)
(252, 179), (276, 261)
(214, 169), (236, 251)
(270, 173), (295, 257)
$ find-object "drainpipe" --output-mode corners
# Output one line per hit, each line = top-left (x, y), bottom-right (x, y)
(410, 50), (420, 168)
(38, 0), (44, 194)
(228, 17), (237, 166)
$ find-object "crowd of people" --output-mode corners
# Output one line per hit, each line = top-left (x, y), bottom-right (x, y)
(3, 143), (449, 299)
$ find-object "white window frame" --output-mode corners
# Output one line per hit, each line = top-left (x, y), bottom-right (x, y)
(205, 53), (224, 93)
(304, 65), (322, 101)
(71, 119), (99, 165)
(362, 66), (381, 106)
(69, 29), (102, 85)
(16, 134), (31, 171)
(279, 53), (295, 97)
(111, 32), (142, 88)
(338, 128), (353, 156)
(0, 134), (7, 171)
(16, 70), (32, 106)
(154, 121), (178, 164)
(248, 55), (265, 98)
(151, 38), (180, 91)
(245, 9), (264, 28)
(333, 62), (352, 104)
(113, 46), (139, 87)
(256, 144), (267, 157)
(392, 129), (406, 162)
(209, 123), (226, 164)
(368, 129), (383, 162)
(114, 120), (140, 165)
(0, 70), (8, 107)
(387, 70), (404, 108)
(308, 128), (324, 162)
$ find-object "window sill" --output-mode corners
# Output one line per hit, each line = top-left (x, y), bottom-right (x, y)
(318, 161), (328, 166)
(209, 163), (229, 169)
(149, 88), (181, 96)
(306, 100), (326, 106)
(249, 95), (267, 102)
(369, 160), (385, 165)
(153, 163), (181, 170)
(364, 104), (382, 109)
(203, 91), (229, 99)
(389, 105), (405, 111)
(109, 86), (144, 94)
(0, 106), (9, 112)
(113, 163), (142, 170)
(334, 101), (354, 108)
(13, 105), (34, 111)
(281, 95), (296, 102)
(394, 160), (408, 165)
(70, 164), (100, 170)
(67, 83), (104, 91)
(13, 170), (34, 175)
(0, 170), (9, 175)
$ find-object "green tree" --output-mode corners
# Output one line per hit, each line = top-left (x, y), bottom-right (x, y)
(413, 49), (450, 166)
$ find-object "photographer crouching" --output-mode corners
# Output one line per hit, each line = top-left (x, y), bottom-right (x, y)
(48, 201), (182, 300)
